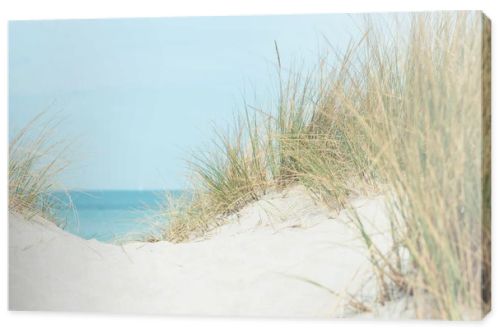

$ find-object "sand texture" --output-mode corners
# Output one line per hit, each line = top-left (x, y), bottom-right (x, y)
(9, 186), (412, 318)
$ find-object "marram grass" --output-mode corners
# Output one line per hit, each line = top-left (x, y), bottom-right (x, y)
(160, 12), (490, 319)
(9, 112), (71, 222)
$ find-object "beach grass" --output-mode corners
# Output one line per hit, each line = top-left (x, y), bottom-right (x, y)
(159, 12), (490, 319)
(8, 112), (71, 221)
(344, 13), (490, 319)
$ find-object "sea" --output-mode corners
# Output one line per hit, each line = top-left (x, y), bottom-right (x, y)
(51, 190), (186, 243)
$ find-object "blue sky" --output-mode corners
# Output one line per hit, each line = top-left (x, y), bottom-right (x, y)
(9, 14), (360, 190)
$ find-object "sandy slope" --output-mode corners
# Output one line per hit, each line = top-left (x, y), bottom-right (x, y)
(9, 186), (411, 318)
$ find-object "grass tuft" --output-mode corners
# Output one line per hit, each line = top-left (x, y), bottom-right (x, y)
(159, 12), (490, 319)
(9, 112), (71, 222)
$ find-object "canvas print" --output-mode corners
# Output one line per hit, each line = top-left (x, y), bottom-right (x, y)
(8, 11), (491, 320)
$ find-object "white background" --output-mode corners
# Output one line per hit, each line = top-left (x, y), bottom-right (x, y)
(0, 0), (498, 333)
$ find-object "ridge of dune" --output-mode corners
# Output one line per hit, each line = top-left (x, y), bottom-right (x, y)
(9, 186), (413, 318)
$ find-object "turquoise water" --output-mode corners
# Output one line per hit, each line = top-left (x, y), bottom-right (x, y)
(52, 190), (184, 243)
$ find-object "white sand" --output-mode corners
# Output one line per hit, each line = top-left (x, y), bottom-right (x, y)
(9, 186), (412, 318)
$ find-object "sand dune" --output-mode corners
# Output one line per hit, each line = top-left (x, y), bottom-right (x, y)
(9, 186), (412, 318)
